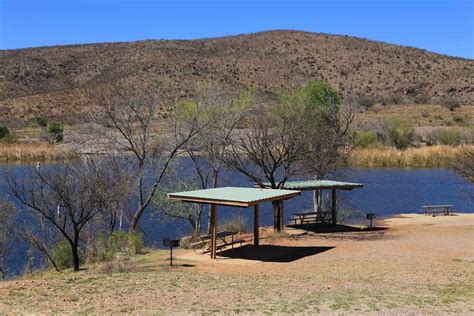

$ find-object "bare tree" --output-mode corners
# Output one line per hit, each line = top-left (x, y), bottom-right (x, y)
(454, 148), (474, 183)
(225, 81), (356, 231)
(7, 160), (116, 271)
(153, 175), (203, 237)
(0, 197), (16, 279)
(19, 222), (61, 272)
(90, 82), (207, 232)
(178, 83), (253, 233)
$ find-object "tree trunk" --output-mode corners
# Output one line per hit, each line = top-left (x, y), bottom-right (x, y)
(130, 208), (143, 232)
(194, 207), (202, 237)
(207, 204), (212, 234)
(71, 236), (80, 271)
(272, 201), (281, 231)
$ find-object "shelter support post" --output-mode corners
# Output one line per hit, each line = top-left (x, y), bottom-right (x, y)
(331, 189), (337, 225)
(313, 190), (318, 213)
(279, 201), (284, 231)
(210, 205), (217, 258)
(316, 190), (322, 217)
(254, 204), (260, 246)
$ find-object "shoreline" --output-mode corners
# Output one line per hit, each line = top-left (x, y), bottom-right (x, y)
(1, 212), (473, 314)
(1, 143), (471, 168)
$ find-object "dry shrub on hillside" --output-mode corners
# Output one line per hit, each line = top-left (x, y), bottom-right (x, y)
(93, 257), (132, 275)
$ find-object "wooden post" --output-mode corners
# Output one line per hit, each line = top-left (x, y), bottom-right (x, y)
(316, 190), (322, 217)
(279, 201), (284, 231)
(313, 190), (318, 213)
(254, 204), (260, 246)
(331, 189), (337, 225)
(210, 205), (217, 258)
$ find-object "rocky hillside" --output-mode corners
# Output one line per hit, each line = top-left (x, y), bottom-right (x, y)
(1, 30), (473, 125)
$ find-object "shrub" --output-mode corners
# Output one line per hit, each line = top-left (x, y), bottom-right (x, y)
(441, 96), (461, 111)
(413, 93), (431, 104)
(0, 125), (10, 139)
(357, 94), (376, 110)
(429, 128), (461, 146)
(0, 126), (16, 143)
(218, 214), (247, 233)
(385, 119), (414, 149)
(353, 131), (377, 149)
(337, 208), (363, 224)
(127, 230), (144, 255)
(94, 257), (131, 275)
(452, 114), (468, 126)
(51, 238), (73, 269)
(179, 235), (196, 249)
(47, 122), (64, 143)
(86, 231), (144, 263)
(35, 116), (48, 127)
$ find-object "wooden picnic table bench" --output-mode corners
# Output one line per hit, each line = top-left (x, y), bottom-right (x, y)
(421, 205), (454, 216)
(290, 211), (332, 225)
(189, 231), (243, 254)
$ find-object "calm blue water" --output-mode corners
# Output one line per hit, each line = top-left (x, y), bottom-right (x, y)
(1, 162), (473, 277)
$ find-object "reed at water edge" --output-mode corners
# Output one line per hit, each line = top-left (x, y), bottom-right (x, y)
(0, 143), (71, 163)
(0, 142), (471, 168)
(348, 145), (472, 168)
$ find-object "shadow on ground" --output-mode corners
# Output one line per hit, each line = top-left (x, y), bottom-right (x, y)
(287, 223), (388, 233)
(219, 244), (334, 262)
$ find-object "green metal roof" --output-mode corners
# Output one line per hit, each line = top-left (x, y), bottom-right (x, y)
(168, 187), (301, 207)
(263, 180), (363, 191)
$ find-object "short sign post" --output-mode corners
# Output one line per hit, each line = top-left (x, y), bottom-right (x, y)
(163, 238), (180, 266)
(366, 213), (375, 229)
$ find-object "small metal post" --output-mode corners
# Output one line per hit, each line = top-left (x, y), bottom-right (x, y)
(170, 245), (173, 266)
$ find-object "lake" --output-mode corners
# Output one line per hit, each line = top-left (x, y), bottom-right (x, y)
(1, 162), (473, 277)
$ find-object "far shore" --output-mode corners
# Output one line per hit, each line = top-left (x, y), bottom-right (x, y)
(1, 142), (472, 168)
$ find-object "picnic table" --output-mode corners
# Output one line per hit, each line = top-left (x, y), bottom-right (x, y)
(421, 205), (454, 216)
(189, 231), (243, 254)
(290, 211), (332, 225)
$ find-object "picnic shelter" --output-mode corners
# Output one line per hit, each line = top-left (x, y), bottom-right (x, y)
(168, 187), (301, 259)
(262, 180), (363, 225)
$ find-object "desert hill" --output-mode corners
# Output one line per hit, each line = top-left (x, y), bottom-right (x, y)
(1, 30), (473, 125)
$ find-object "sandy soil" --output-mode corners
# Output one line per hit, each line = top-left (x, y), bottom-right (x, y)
(0, 213), (473, 314)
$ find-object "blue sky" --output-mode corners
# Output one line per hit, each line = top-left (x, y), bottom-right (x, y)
(0, 0), (472, 58)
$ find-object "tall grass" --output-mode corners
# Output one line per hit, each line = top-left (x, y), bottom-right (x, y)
(349, 145), (471, 168)
(218, 214), (248, 233)
(0, 143), (71, 162)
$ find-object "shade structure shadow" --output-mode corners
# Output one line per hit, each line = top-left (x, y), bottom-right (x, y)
(287, 223), (388, 234)
(218, 244), (334, 262)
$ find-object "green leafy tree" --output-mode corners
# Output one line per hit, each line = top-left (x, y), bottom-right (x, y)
(353, 130), (378, 148)
(47, 122), (64, 143)
(226, 81), (355, 230)
(385, 119), (414, 149)
(279, 80), (341, 127)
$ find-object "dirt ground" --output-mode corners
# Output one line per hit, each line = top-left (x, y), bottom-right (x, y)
(1, 213), (473, 315)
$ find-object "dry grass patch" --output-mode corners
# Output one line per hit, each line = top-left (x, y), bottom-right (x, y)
(349, 145), (472, 168)
(0, 143), (72, 162)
